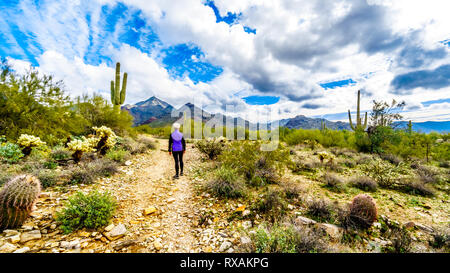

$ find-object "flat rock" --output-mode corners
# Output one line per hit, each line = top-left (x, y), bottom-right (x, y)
(219, 241), (232, 252)
(415, 223), (434, 233)
(13, 247), (30, 253)
(295, 216), (317, 226)
(3, 230), (19, 236)
(107, 223), (127, 239)
(20, 230), (41, 243)
(143, 206), (157, 216)
(319, 223), (342, 241)
(0, 243), (18, 253)
(104, 224), (115, 232)
(7, 234), (21, 244)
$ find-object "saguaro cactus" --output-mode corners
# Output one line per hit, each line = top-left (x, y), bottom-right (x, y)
(0, 175), (41, 230)
(348, 90), (367, 131)
(407, 120), (412, 134)
(110, 62), (127, 111)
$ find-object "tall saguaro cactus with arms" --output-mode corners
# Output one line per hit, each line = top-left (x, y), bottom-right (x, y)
(111, 62), (127, 112)
(348, 90), (367, 131)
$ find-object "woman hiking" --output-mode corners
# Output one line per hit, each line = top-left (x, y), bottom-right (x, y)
(168, 122), (186, 179)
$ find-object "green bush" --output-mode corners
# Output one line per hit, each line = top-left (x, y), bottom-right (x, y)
(349, 176), (378, 192)
(219, 141), (290, 183)
(206, 166), (246, 198)
(306, 199), (337, 223)
(50, 146), (71, 161)
(254, 189), (287, 221)
(195, 138), (225, 160)
(252, 223), (327, 253)
(322, 173), (346, 192)
(362, 158), (398, 189)
(34, 169), (59, 188)
(0, 143), (24, 163)
(56, 190), (116, 234)
(106, 148), (130, 164)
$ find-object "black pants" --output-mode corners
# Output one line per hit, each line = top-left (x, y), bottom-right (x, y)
(172, 151), (184, 175)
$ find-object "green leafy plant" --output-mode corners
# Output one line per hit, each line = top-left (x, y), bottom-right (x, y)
(195, 138), (225, 160)
(0, 142), (24, 163)
(106, 148), (130, 164)
(206, 166), (246, 198)
(56, 190), (116, 234)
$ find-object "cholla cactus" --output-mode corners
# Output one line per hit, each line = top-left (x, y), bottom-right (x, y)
(0, 174), (41, 230)
(317, 151), (334, 164)
(17, 134), (46, 156)
(67, 137), (96, 163)
(93, 126), (117, 155)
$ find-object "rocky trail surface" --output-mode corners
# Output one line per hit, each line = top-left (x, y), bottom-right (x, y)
(0, 139), (241, 253)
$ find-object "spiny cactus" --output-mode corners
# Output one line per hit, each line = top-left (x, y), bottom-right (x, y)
(407, 120), (412, 134)
(110, 62), (127, 111)
(348, 90), (368, 131)
(348, 194), (377, 229)
(0, 175), (41, 230)
(17, 134), (46, 156)
(93, 126), (117, 155)
(320, 120), (327, 131)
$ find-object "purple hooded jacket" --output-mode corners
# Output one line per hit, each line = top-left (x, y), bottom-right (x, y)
(168, 130), (186, 152)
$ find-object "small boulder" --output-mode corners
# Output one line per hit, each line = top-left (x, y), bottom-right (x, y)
(0, 243), (18, 253)
(219, 241), (232, 252)
(106, 223), (127, 239)
(143, 206), (157, 216)
(295, 216), (317, 226)
(20, 230), (41, 243)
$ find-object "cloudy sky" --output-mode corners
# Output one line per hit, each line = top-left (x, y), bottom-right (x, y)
(1, 0), (449, 123)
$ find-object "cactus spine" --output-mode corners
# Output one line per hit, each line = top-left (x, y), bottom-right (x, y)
(348, 90), (368, 131)
(110, 62), (127, 111)
(0, 175), (41, 230)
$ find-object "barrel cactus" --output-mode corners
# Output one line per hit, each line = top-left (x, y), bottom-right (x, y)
(348, 194), (377, 229)
(17, 134), (46, 156)
(0, 174), (41, 230)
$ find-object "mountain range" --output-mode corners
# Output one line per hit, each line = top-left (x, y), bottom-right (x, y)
(122, 96), (449, 133)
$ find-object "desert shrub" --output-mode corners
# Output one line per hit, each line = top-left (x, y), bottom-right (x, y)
(254, 189), (287, 221)
(439, 161), (450, 169)
(380, 153), (402, 165)
(322, 173), (346, 192)
(383, 226), (412, 253)
(306, 199), (336, 223)
(206, 166), (245, 198)
(0, 142), (24, 163)
(429, 228), (450, 250)
(398, 178), (435, 197)
(67, 164), (96, 185)
(252, 157), (280, 186)
(362, 158), (398, 188)
(106, 148), (130, 164)
(346, 194), (377, 229)
(349, 176), (378, 192)
(0, 172), (13, 187)
(251, 223), (327, 253)
(88, 159), (119, 177)
(50, 146), (71, 161)
(219, 141), (290, 182)
(34, 169), (59, 188)
(56, 190), (116, 234)
(339, 158), (356, 168)
(281, 181), (304, 199)
(43, 160), (58, 170)
(289, 156), (320, 174)
(136, 135), (157, 150)
(195, 138), (225, 160)
(117, 137), (145, 154)
(415, 165), (439, 184)
(356, 154), (373, 165)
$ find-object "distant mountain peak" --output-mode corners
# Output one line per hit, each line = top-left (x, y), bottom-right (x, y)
(135, 96), (170, 108)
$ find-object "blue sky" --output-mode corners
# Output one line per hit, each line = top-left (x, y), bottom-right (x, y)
(0, 0), (449, 123)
